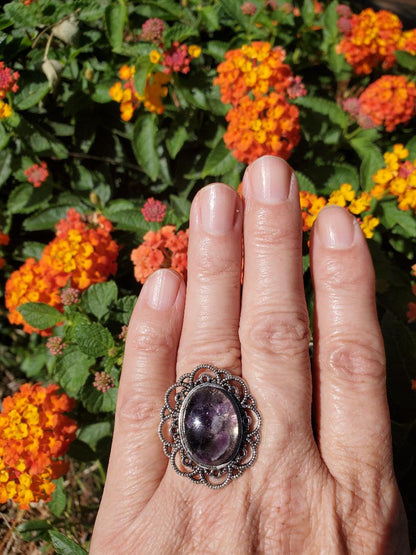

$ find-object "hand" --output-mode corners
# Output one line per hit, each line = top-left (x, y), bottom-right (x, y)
(91, 156), (409, 554)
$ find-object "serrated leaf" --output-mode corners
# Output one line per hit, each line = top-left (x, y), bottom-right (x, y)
(48, 478), (66, 517)
(217, 0), (246, 26)
(105, 1), (127, 51)
(132, 114), (160, 181)
(164, 23), (198, 44)
(381, 201), (416, 236)
(134, 55), (152, 96)
(166, 124), (187, 159)
(350, 138), (384, 191)
(14, 80), (50, 111)
(21, 349), (47, 378)
(200, 5), (220, 31)
(296, 171), (316, 193)
(106, 208), (155, 233)
(114, 295), (137, 324)
(83, 281), (118, 320)
(73, 321), (114, 357)
(17, 303), (63, 330)
(7, 182), (52, 215)
(202, 139), (237, 178)
(77, 421), (113, 449)
(23, 205), (73, 231)
(49, 531), (87, 555)
(145, 0), (182, 17)
(295, 96), (349, 129)
(169, 194), (191, 224)
(54, 346), (93, 398)
(81, 377), (118, 413)
(324, 163), (360, 190)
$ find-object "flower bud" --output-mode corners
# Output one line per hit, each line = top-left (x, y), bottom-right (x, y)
(53, 15), (79, 45)
(42, 59), (63, 89)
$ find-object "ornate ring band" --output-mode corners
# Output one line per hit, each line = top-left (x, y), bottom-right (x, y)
(159, 364), (261, 489)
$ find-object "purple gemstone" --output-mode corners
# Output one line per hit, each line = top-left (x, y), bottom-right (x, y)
(180, 384), (242, 468)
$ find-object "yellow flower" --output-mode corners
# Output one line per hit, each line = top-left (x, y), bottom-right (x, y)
(0, 100), (12, 119)
(360, 215), (379, 238)
(188, 45), (201, 58)
(119, 64), (134, 80)
(349, 192), (371, 215)
(150, 50), (162, 64)
(109, 82), (124, 102)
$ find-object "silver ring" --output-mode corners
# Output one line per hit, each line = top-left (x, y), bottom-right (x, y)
(159, 364), (261, 489)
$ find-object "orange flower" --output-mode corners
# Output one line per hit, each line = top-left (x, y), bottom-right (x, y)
(358, 75), (416, 132)
(371, 144), (416, 212)
(5, 209), (119, 334)
(131, 225), (188, 284)
(223, 92), (300, 164)
(214, 42), (293, 106)
(337, 8), (402, 74)
(398, 29), (416, 56)
(0, 383), (77, 509)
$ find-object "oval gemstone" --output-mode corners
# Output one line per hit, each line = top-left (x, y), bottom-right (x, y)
(180, 384), (242, 468)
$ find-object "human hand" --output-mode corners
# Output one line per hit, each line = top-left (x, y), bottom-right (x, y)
(91, 156), (409, 554)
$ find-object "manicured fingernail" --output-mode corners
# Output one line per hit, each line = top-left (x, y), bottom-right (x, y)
(245, 155), (292, 204)
(316, 206), (356, 249)
(143, 270), (181, 310)
(199, 184), (238, 234)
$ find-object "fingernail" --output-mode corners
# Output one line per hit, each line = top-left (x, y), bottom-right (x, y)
(316, 206), (356, 249)
(199, 184), (238, 234)
(142, 270), (181, 310)
(245, 156), (292, 204)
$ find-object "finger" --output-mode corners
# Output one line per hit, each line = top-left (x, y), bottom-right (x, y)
(177, 183), (243, 376)
(311, 206), (393, 486)
(240, 156), (313, 450)
(92, 269), (185, 540)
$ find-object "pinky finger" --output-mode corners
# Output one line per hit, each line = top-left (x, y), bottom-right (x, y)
(91, 270), (185, 548)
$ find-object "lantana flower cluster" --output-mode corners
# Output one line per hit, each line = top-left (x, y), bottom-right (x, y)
(0, 383), (77, 509)
(131, 225), (188, 284)
(24, 161), (49, 188)
(371, 144), (416, 212)
(0, 61), (19, 119)
(5, 209), (119, 334)
(300, 183), (379, 238)
(214, 41), (306, 164)
(336, 8), (414, 75)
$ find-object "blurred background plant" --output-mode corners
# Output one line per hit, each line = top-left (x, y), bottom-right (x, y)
(0, 0), (415, 551)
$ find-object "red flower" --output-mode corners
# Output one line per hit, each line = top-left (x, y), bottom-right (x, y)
(24, 162), (48, 188)
(141, 198), (167, 222)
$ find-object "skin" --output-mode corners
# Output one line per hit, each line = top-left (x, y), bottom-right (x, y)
(91, 156), (409, 554)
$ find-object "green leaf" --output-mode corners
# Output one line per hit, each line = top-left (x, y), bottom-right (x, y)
(48, 478), (66, 517)
(406, 136), (416, 159)
(16, 520), (51, 542)
(23, 205), (74, 231)
(217, 0), (246, 27)
(166, 125), (188, 159)
(0, 122), (10, 151)
(54, 346), (93, 398)
(77, 421), (113, 449)
(14, 80), (50, 111)
(105, 1), (127, 51)
(200, 5), (220, 31)
(7, 182), (52, 215)
(169, 194), (191, 225)
(49, 531), (87, 555)
(301, 0), (315, 26)
(202, 139), (237, 178)
(67, 438), (96, 462)
(296, 171), (316, 193)
(350, 138), (384, 191)
(81, 377), (118, 413)
(73, 321), (114, 357)
(164, 23), (198, 44)
(83, 281), (118, 320)
(0, 150), (12, 187)
(295, 96), (349, 129)
(134, 55), (152, 96)
(114, 295), (137, 324)
(21, 349), (47, 378)
(395, 51), (416, 72)
(324, 163), (360, 190)
(381, 201), (416, 236)
(132, 114), (160, 181)
(17, 303), (63, 330)
(106, 209), (155, 233)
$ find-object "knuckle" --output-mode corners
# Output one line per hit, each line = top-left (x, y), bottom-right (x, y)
(326, 338), (385, 384)
(178, 334), (241, 374)
(195, 237), (241, 282)
(250, 210), (300, 250)
(240, 309), (310, 359)
(116, 392), (159, 426)
(129, 319), (177, 356)
(319, 256), (374, 291)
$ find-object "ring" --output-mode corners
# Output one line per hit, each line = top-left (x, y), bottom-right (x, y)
(159, 364), (261, 489)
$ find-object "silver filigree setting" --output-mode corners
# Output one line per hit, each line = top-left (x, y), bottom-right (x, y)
(159, 364), (261, 489)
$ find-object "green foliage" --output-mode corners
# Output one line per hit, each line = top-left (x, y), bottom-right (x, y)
(0, 0), (415, 551)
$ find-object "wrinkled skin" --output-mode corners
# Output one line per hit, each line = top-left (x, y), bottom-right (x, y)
(91, 156), (409, 554)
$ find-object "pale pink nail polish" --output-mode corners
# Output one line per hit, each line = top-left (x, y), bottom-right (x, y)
(317, 205), (356, 249)
(143, 270), (181, 310)
(199, 184), (238, 234)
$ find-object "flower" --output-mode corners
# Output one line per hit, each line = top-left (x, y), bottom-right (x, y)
(60, 287), (80, 306)
(398, 29), (416, 56)
(214, 42), (293, 106)
(141, 197), (167, 222)
(358, 75), (416, 132)
(241, 2), (257, 15)
(140, 18), (165, 44)
(371, 144), (416, 212)
(0, 100), (12, 119)
(131, 225), (188, 283)
(0, 231), (9, 245)
(46, 336), (66, 356)
(0, 383), (77, 509)
(150, 50), (162, 64)
(0, 62), (19, 98)
(360, 214), (380, 239)
(24, 161), (49, 188)
(93, 372), (115, 393)
(223, 92), (301, 164)
(162, 42), (192, 74)
(188, 45), (201, 58)
(336, 8), (402, 75)
(299, 191), (327, 231)
(118, 325), (128, 341)
(139, 72), (170, 115)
